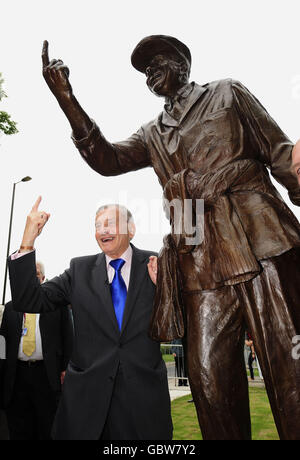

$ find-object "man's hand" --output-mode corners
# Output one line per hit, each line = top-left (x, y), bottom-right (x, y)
(42, 40), (72, 102)
(60, 371), (66, 385)
(147, 256), (158, 285)
(20, 196), (50, 252)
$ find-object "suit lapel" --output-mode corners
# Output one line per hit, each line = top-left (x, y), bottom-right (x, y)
(120, 245), (148, 336)
(93, 253), (120, 335)
(39, 312), (46, 341)
(17, 311), (23, 338)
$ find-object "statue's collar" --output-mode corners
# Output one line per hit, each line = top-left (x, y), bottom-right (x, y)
(161, 82), (207, 127)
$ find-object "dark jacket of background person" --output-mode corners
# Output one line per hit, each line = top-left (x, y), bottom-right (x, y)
(0, 301), (74, 408)
(0, 359), (8, 439)
(8, 246), (173, 440)
(171, 338), (184, 357)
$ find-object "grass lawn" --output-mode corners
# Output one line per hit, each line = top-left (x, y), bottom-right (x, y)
(171, 386), (279, 440)
(162, 354), (174, 363)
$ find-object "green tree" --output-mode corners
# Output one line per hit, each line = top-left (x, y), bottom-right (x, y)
(0, 72), (18, 135)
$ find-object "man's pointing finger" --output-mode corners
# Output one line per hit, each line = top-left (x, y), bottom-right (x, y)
(32, 196), (42, 212)
(42, 40), (50, 67)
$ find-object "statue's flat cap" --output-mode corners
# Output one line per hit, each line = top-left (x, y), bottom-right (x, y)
(131, 35), (191, 73)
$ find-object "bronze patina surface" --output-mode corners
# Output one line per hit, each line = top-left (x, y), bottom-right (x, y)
(42, 36), (300, 440)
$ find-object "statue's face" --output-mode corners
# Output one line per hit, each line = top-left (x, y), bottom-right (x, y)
(145, 54), (186, 97)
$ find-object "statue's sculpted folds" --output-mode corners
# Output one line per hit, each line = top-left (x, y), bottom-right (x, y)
(42, 36), (300, 440)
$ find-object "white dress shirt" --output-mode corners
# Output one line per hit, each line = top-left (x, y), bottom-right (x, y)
(105, 245), (133, 289)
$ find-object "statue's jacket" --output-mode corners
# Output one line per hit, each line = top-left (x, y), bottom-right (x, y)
(72, 79), (300, 336)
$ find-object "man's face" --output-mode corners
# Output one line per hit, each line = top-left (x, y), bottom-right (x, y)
(145, 54), (185, 97)
(36, 264), (45, 284)
(95, 207), (135, 259)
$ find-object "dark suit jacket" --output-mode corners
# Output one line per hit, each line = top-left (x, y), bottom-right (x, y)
(8, 245), (172, 440)
(0, 300), (73, 408)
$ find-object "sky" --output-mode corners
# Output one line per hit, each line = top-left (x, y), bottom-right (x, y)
(1, 0), (300, 301)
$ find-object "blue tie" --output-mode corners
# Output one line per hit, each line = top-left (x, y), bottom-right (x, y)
(109, 258), (127, 331)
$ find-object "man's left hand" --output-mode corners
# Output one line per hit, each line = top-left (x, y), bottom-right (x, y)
(60, 371), (66, 385)
(147, 256), (158, 285)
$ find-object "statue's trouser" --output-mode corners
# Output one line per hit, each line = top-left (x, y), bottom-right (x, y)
(184, 247), (300, 440)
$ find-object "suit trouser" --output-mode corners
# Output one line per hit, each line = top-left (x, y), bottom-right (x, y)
(184, 247), (300, 440)
(100, 364), (172, 441)
(100, 365), (140, 440)
(6, 361), (60, 440)
(0, 410), (9, 440)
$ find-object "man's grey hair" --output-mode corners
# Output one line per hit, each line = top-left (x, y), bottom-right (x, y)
(96, 204), (134, 223)
(36, 261), (45, 276)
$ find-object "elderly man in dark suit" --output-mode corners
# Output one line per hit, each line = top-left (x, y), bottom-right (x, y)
(0, 262), (73, 439)
(40, 35), (300, 440)
(8, 198), (172, 440)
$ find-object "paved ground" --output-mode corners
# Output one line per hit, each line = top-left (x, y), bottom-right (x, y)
(169, 377), (265, 401)
(169, 386), (191, 401)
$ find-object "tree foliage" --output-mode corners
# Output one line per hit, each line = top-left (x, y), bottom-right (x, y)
(0, 72), (18, 136)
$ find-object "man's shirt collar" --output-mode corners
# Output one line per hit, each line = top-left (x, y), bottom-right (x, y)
(105, 244), (133, 270)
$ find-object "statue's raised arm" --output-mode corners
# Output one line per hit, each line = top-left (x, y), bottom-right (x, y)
(41, 40), (150, 176)
(42, 40), (93, 139)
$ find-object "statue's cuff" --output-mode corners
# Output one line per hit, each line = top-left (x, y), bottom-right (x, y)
(71, 119), (99, 148)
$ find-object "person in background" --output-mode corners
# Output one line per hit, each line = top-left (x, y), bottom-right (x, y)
(171, 338), (188, 387)
(0, 339), (9, 440)
(0, 261), (73, 440)
(245, 332), (256, 381)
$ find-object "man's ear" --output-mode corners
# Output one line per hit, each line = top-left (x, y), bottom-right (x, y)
(128, 221), (136, 240)
(179, 61), (189, 82)
(180, 62), (188, 73)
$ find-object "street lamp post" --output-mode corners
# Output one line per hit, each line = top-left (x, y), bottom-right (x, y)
(1, 176), (32, 306)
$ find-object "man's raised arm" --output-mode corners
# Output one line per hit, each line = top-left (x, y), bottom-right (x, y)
(19, 195), (50, 253)
(9, 197), (71, 314)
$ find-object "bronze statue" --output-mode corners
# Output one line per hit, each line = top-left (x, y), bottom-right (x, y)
(42, 36), (300, 440)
